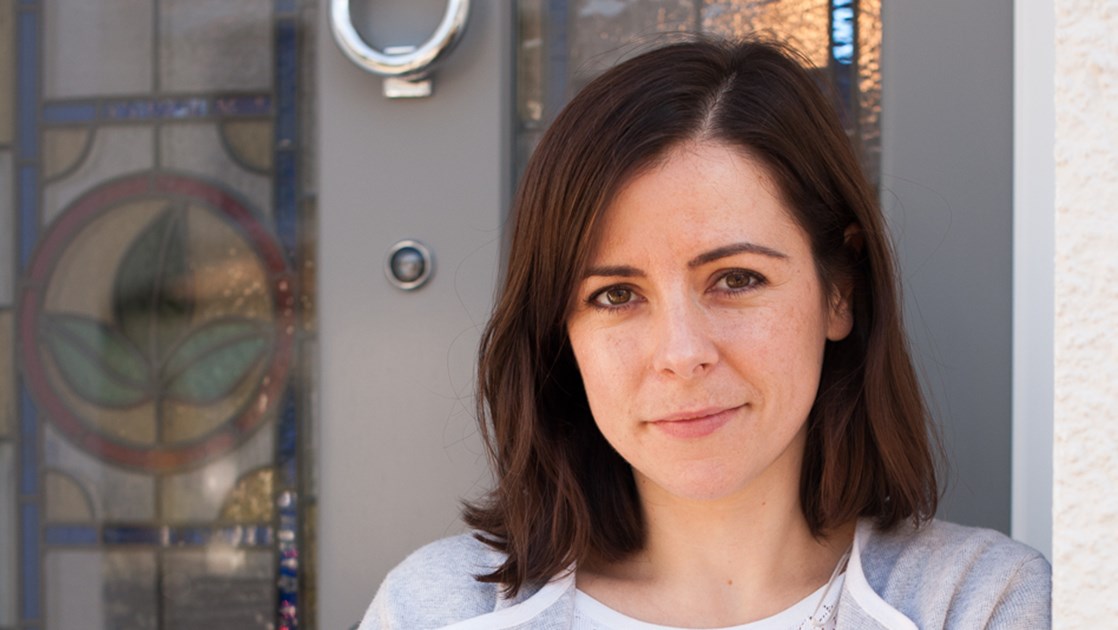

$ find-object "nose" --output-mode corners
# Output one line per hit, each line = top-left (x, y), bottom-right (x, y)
(650, 299), (719, 379)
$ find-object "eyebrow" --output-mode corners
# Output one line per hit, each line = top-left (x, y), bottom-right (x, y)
(582, 264), (644, 279)
(582, 242), (788, 279)
(687, 242), (788, 268)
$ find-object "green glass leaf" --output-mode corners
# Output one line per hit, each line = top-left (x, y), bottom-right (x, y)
(112, 204), (196, 362)
(42, 314), (151, 407)
(162, 318), (271, 405)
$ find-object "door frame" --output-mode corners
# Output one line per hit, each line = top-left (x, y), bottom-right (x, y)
(1011, 0), (1054, 559)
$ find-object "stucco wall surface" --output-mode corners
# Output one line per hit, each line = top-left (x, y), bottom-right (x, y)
(1053, 0), (1118, 626)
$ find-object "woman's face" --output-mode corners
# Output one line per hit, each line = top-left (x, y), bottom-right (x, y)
(566, 142), (852, 504)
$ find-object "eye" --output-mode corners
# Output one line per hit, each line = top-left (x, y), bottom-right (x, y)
(714, 269), (764, 292)
(589, 285), (636, 308)
(601, 287), (632, 305)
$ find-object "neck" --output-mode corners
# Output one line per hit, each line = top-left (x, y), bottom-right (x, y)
(644, 483), (815, 576)
(642, 473), (851, 598)
(579, 454), (855, 626)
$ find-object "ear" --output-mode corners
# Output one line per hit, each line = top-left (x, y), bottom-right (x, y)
(825, 224), (862, 342)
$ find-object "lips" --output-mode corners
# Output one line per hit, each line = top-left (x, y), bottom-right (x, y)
(648, 405), (741, 439)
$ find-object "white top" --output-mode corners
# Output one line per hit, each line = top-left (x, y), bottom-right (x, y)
(570, 574), (844, 630)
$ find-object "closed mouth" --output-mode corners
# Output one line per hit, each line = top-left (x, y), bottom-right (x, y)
(651, 405), (741, 424)
(648, 405), (742, 438)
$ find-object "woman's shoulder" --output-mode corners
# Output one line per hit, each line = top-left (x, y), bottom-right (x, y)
(357, 533), (507, 629)
(860, 518), (1048, 577)
(853, 518), (1051, 628)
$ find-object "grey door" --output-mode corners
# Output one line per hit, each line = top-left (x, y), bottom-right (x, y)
(317, 2), (507, 627)
(315, 1), (1015, 628)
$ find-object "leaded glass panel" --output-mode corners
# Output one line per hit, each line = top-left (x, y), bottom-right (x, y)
(515, 0), (882, 186)
(8, 1), (317, 628)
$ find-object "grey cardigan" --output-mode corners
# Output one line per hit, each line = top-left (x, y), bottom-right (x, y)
(358, 519), (1051, 629)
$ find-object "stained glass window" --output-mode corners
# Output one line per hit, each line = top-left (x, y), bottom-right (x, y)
(5, 1), (317, 628)
(515, 0), (882, 185)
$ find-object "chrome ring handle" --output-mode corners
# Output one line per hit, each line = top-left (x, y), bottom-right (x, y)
(331, 0), (469, 96)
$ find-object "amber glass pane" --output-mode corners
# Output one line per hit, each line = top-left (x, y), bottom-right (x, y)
(857, 0), (882, 185)
(703, 0), (830, 67)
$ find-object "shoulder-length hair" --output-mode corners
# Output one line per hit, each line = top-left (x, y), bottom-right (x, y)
(463, 36), (939, 595)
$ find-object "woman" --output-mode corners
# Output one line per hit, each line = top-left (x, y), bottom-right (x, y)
(359, 38), (1050, 629)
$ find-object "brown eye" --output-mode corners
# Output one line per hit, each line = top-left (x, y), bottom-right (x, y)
(603, 287), (632, 305)
(590, 286), (635, 308)
(724, 271), (752, 289)
(588, 284), (645, 310)
(717, 270), (764, 292)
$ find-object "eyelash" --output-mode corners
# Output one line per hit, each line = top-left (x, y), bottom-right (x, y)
(711, 269), (767, 294)
(585, 269), (767, 311)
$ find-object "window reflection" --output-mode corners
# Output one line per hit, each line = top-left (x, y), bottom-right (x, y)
(515, 0), (882, 186)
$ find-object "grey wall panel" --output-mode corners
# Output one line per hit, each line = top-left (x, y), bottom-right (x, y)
(881, 1), (1014, 532)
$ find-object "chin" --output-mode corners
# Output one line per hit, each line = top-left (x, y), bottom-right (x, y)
(639, 464), (760, 503)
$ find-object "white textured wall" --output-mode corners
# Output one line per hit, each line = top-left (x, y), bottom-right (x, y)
(1053, 0), (1118, 626)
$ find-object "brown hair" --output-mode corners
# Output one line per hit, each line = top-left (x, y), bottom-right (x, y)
(463, 37), (939, 595)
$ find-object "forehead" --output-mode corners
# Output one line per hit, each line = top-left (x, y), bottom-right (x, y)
(587, 142), (806, 261)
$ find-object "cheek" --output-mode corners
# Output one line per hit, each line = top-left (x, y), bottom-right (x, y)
(568, 326), (634, 418)
(718, 303), (829, 397)
(771, 309), (829, 404)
